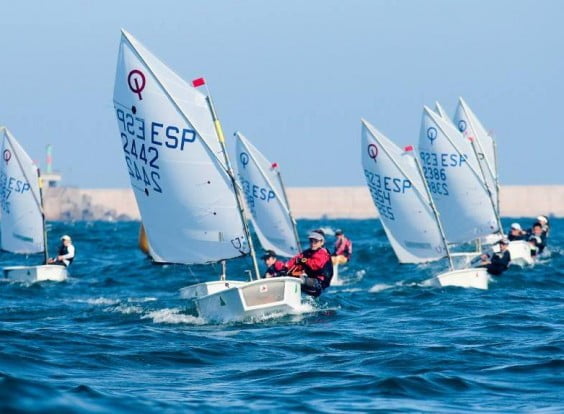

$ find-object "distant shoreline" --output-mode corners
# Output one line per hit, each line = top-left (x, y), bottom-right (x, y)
(43, 186), (564, 221)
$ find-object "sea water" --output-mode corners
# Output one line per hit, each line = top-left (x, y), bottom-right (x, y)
(0, 218), (562, 413)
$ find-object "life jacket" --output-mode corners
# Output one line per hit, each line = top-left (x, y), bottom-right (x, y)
(334, 237), (352, 258)
(266, 260), (286, 277)
(287, 247), (333, 288)
(58, 245), (74, 265)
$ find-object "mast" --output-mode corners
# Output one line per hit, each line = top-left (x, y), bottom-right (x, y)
(492, 138), (501, 219)
(412, 154), (454, 270)
(273, 165), (301, 253)
(201, 83), (261, 281)
(37, 169), (49, 264)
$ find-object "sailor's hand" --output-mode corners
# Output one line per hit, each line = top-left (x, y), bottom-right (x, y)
(298, 258), (308, 264)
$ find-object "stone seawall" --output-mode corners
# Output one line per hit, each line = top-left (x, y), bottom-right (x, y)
(43, 186), (564, 221)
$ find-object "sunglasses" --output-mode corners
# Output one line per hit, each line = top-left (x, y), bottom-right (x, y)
(309, 238), (322, 243)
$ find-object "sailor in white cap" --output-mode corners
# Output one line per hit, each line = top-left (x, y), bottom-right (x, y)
(48, 235), (75, 267)
(285, 229), (333, 297)
(508, 222), (526, 241)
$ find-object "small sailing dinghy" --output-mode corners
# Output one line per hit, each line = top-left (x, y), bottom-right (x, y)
(0, 127), (68, 282)
(361, 119), (488, 289)
(112, 30), (301, 322)
(453, 98), (533, 266)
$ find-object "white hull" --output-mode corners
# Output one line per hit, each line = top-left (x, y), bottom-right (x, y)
(492, 240), (534, 266)
(2, 265), (68, 283)
(429, 268), (489, 290)
(181, 277), (302, 323)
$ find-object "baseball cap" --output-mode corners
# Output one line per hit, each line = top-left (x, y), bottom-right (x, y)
(308, 231), (325, 242)
(335, 229), (343, 236)
(261, 250), (277, 260)
(61, 235), (71, 242)
(536, 215), (548, 223)
(510, 223), (522, 230)
(499, 238), (510, 245)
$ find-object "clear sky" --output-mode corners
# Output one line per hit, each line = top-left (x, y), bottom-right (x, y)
(0, 0), (562, 188)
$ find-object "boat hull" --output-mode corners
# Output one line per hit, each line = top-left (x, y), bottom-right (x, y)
(182, 277), (302, 323)
(429, 268), (489, 290)
(2, 265), (68, 282)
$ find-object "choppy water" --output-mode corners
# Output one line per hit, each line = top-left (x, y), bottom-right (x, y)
(1, 218), (562, 413)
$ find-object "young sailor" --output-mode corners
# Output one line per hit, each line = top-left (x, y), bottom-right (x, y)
(528, 223), (547, 255)
(331, 229), (353, 265)
(480, 238), (511, 276)
(507, 223), (526, 241)
(47, 235), (75, 267)
(261, 250), (287, 278)
(286, 230), (333, 297)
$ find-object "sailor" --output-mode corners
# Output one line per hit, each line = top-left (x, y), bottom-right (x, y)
(507, 223), (526, 241)
(527, 235), (541, 257)
(261, 250), (287, 278)
(48, 235), (75, 267)
(535, 215), (550, 237)
(331, 229), (352, 266)
(480, 238), (511, 276)
(286, 229), (333, 297)
(528, 223), (547, 255)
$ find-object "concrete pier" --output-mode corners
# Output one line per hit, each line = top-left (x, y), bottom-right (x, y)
(43, 185), (564, 221)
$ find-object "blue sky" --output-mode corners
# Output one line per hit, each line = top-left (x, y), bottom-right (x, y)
(0, 0), (562, 188)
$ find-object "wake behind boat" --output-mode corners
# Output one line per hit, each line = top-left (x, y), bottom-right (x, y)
(112, 30), (301, 323)
(0, 127), (67, 283)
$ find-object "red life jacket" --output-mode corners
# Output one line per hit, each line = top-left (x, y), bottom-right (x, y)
(286, 247), (333, 287)
(334, 237), (352, 258)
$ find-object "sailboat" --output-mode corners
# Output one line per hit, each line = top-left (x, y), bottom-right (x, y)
(0, 127), (68, 282)
(361, 119), (488, 289)
(234, 131), (300, 258)
(453, 98), (533, 266)
(112, 30), (301, 322)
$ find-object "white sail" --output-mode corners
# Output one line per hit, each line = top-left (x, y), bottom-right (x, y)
(0, 128), (44, 254)
(453, 98), (498, 209)
(112, 30), (248, 264)
(417, 107), (498, 243)
(434, 101), (449, 120)
(234, 132), (299, 258)
(361, 119), (447, 263)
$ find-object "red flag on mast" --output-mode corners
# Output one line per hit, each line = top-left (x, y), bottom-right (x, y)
(404, 145), (414, 152)
(192, 77), (206, 88)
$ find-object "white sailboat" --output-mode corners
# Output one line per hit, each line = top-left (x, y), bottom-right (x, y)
(453, 98), (532, 266)
(234, 131), (300, 258)
(112, 30), (301, 322)
(361, 119), (488, 289)
(0, 127), (68, 282)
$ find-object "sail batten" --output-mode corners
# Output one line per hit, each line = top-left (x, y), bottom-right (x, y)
(113, 31), (248, 264)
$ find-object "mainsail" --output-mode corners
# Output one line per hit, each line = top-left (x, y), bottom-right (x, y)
(0, 127), (44, 254)
(112, 30), (248, 264)
(361, 119), (447, 263)
(234, 132), (300, 258)
(417, 107), (498, 243)
(453, 97), (499, 215)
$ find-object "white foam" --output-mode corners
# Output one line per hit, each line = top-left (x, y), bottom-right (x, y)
(127, 297), (157, 303)
(369, 283), (394, 292)
(84, 297), (120, 305)
(106, 305), (144, 315)
(141, 308), (205, 325)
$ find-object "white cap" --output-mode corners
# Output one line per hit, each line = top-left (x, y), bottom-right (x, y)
(536, 215), (548, 223)
(510, 223), (522, 230)
(307, 231), (325, 243)
(61, 235), (71, 242)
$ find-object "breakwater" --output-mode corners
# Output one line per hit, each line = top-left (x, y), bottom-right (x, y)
(43, 185), (564, 221)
